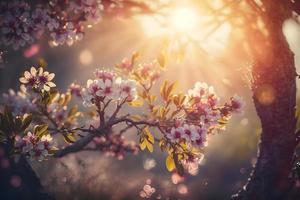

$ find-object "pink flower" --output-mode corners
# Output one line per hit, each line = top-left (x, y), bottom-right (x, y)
(87, 79), (101, 95)
(2, 89), (35, 115)
(94, 69), (115, 82)
(167, 126), (184, 143)
(37, 67), (56, 91)
(19, 67), (55, 92)
(188, 82), (208, 98)
(17, 131), (55, 161)
(182, 124), (200, 142)
(230, 95), (244, 113)
(82, 69), (138, 107)
(118, 79), (137, 101)
(97, 79), (118, 99)
(140, 184), (156, 198)
(120, 57), (132, 71)
(68, 82), (82, 97)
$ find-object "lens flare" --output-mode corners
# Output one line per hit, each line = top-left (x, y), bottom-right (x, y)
(168, 7), (200, 33)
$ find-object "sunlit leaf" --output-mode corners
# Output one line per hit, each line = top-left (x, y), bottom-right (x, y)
(34, 124), (48, 139)
(144, 127), (154, 144)
(128, 98), (144, 107)
(21, 114), (32, 131)
(166, 154), (175, 171)
(157, 52), (166, 68)
(140, 139), (147, 150)
(68, 105), (78, 117)
(63, 133), (76, 144)
(146, 142), (153, 153)
(48, 146), (59, 155)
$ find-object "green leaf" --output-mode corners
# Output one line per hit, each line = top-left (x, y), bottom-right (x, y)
(34, 124), (48, 139)
(21, 114), (32, 131)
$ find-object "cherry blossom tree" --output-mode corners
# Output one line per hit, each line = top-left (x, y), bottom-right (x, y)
(0, 56), (242, 199)
(1, 0), (300, 200)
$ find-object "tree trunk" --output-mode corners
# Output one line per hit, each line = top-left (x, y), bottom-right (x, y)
(232, 2), (297, 199)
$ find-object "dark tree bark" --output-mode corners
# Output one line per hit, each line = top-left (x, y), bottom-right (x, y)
(233, 1), (298, 199)
(0, 143), (54, 200)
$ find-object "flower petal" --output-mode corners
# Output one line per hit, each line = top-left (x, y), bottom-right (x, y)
(19, 77), (29, 83)
(47, 82), (56, 87)
(30, 67), (37, 75)
(47, 73), (55, 81)
(24, 71), (31, 79)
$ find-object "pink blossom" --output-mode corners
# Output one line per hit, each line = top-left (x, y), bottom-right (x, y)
(230, 95), (245, 114)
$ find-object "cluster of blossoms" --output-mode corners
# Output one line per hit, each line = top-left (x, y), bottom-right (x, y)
(68, 82), (82, 98)
(0, 1), (39, 49)
(165, 82), (244, 149)
(136, 62), (161, 84)
(19, 67), (56, 92)
(69, 0), (103, 23)
(2, 89), (36, 116)
(47, 102), (68, 126)
(49, 21), (85, 46)
(92, 134), (139, 160)
(140, 180), (156, 199)
(0, 0), (104, 49)
(82, 69), (137, 107)
(167, 123), (207, 147)
(16, 132), (55, 161)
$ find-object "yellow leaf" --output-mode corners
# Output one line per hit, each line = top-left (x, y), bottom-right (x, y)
(166, 154), (175, 171)
(157, 52), (166, 68)
(159, 107), (165, 119)
(166, 81), (177, 99)
(140, 139), (147, 150)
(129, 98), (144, 107)
(146, 142), (153, 153)
(160, 80), (168, 101)
(63, 133), (76, 144)
(144, 128), (154, 144)
(151, 106), (159, 116)
(64, 92), (72, 106)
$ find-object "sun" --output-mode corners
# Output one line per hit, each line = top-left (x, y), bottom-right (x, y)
(168, 7), (200, 33)
(138, 5), (231, 53)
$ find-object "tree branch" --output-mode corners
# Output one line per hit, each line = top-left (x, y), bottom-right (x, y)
(54, 133), (96, 158)
(53, 126), (107, 158)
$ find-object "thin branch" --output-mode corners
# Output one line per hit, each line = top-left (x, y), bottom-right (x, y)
(110, 98), (127, 121)
(118, 124), (133, 136)
(54, 133), (97, 158)
(53, 127), (106, 158)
